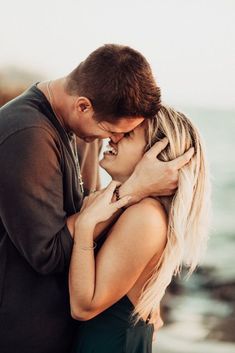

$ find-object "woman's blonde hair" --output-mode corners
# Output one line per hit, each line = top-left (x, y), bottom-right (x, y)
(133, 105), (211, 322)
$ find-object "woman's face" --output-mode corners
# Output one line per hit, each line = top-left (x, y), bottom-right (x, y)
(99, 122), (147, 182)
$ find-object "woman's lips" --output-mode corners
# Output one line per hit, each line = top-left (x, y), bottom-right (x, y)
(103, 143), (118, 156)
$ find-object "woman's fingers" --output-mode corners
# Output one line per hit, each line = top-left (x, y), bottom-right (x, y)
(104, 180), (121, 199)
(79, 181), (132, 224)
(113, 195), (132, 209)
(101, 180), (131, 210)
(80, 196), (89, 211)
(108, 180), (121, 190)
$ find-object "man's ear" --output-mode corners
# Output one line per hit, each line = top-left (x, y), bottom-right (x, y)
(75, 97), (92, 113)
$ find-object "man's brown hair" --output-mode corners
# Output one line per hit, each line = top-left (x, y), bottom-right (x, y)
(66, 44), (161, 121)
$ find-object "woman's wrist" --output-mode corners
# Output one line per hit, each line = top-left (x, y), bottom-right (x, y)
(74, 217), (97, 249)
(75, 214), (96, 233)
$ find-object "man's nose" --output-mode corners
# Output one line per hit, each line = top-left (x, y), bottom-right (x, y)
(110, 134), (124, 143)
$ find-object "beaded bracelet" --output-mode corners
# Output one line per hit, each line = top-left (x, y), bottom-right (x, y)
(114, 185), (121, 201)
(114, 185), (128, 212)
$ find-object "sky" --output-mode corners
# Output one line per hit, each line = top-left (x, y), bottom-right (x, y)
(1, 0), (235, 110)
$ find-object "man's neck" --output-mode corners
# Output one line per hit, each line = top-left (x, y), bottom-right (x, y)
(38, 78), (69, 131)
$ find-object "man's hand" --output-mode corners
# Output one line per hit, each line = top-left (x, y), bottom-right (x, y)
(120, 137), (194, 202)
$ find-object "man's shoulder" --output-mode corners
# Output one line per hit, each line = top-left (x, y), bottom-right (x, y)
(0, 87), (56, 144)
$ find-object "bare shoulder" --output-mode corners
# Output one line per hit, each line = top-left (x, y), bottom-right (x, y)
(138, 197), (167, 220)
(121, 197), (167, 228)
(113, 197), (168, 255)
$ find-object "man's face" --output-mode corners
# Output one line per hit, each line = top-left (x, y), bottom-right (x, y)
(71, 109), (145, 143)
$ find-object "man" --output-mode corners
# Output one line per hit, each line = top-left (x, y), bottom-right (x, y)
(0, 44), (193, 353)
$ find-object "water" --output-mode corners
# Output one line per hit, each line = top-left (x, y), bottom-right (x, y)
(100, 107), (235, 352)
(184, 108), (235, 265)
(155, 107), (235, 352)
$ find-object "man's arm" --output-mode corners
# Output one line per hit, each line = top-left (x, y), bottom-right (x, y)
(0, 127), (73, 274)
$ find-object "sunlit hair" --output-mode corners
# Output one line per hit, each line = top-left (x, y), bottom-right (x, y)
(133, 105), (211, 322)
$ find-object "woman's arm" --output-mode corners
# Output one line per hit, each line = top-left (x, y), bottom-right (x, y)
(69, 198), (167, 321)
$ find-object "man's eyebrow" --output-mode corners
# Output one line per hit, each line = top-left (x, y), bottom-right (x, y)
(98, 125), (117, 134)
(99, 123), (133, 134)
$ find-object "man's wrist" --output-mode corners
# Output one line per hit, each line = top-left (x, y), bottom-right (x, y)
(118, 174), (146, 204)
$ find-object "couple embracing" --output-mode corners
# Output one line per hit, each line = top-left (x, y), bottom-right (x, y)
(0, 44), (210, 353)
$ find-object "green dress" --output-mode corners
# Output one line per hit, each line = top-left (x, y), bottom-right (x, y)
(71, 237), (154, 353)
(71, 295), (154, 353)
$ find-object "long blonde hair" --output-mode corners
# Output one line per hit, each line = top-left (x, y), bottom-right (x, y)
(133, 105), (211, 322)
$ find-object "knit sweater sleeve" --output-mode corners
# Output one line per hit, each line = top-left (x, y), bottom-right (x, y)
(0, 127), (73, 274)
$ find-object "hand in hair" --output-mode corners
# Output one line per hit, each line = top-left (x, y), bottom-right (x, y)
(120, 137), (194, 201)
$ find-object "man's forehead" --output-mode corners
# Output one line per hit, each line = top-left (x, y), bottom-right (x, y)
(101, 117), (144, 133)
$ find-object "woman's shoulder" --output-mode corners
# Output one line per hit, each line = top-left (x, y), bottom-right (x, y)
(122, 197), (167, 226)
(138, 197), (167, 215)
(116, 197), (167, 252)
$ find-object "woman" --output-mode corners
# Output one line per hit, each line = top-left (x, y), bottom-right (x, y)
(69, 105), (211, 353)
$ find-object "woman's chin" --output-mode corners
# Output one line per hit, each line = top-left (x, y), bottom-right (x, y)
(99, 158), (127, 183)
(99, 157), (114, 177)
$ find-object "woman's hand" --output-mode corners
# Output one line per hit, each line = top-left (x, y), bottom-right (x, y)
(80, 189), (104, 212)
(76, 181), (131, 228)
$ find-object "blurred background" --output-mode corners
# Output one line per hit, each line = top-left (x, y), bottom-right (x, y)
(1, 0), (235, 352)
